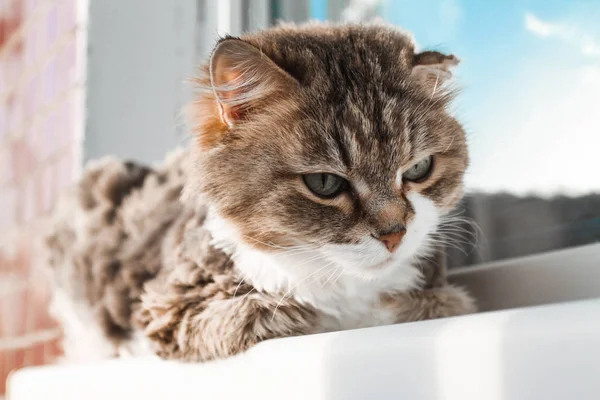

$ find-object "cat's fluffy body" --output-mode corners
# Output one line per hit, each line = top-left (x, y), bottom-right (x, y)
(46, 22), (476, 362)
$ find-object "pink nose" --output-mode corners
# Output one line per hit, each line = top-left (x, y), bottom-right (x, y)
(378, 231), (406, 253)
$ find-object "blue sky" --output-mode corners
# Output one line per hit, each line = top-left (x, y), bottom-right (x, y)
(337, 0), (600, 195)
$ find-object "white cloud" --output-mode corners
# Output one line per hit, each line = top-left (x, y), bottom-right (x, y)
(524, 12), (600, 57)
(524, 13), (562, 38)
(466, 65), (600, 196)
(341, 0), (382, 22)
(581, 35), (600, 56)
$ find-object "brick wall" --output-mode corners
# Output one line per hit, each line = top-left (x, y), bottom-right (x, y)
(0, 0), (85, 394)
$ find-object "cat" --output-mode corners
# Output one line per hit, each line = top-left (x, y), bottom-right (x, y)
(45, 22), (476, 363)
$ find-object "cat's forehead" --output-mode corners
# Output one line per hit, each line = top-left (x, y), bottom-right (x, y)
(295, 87), (436, 176)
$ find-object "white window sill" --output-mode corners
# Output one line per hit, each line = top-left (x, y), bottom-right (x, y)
(8, 244), (600, 400)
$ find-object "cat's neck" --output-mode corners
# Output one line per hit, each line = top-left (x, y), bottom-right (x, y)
(204, 208), (423, 318)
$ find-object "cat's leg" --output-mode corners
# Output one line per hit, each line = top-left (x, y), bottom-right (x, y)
(140, 292), (321, 362)
(383, 285), (477, 323)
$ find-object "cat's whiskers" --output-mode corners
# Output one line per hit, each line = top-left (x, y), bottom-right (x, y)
(414, 68), (440, 118)
(412, 249), (438, 274)
(412, 68), (444, 130)
(243, 235), (317, 251)
(270, 261), (336, 322)
(425, 69), (441, 106)
(241, 235), (325, 262)
(443, 135), (456, 154)
(438, 213), (486, 247)
(440, 211), (484, 230)
(422, 80), (450, 120)
(426, 236), (470, 256)
(275, 252), (328, 272)
(432, 230), (482, 257)
(241, 286), (257, 300)
(434, 232), (475, 248)
(270, 248), (321, 261)
(434, 227), (475, 243)
(232, 278), (246, 298)
(413, 256), (428, 279)
(330, 266), (346, 287)
(320, 265), (342, 288)
(432, 236), (474, 252)
(426, 231), (485, 259)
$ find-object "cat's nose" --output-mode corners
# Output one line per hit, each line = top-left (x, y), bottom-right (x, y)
(375, 227), (406, 253)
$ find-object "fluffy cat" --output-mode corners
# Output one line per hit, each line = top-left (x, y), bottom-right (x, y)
(45, 22), (476, 362)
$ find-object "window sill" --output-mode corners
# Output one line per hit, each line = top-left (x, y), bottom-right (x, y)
(449, 242), (600, 311)
(8, 244), (600, 400)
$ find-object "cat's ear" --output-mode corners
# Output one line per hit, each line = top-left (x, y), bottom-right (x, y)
(411, 51), (460, 89)
(209, 38), (298, 128)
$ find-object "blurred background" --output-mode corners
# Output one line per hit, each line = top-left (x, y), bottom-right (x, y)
(1, 0), (599, 396)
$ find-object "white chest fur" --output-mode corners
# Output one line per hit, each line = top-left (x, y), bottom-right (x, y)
(205, 210), (424, 330)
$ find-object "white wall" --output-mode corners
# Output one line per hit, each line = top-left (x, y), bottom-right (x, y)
(84, 0), (208, 165)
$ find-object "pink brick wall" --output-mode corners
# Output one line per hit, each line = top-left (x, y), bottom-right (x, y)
(0, 0), (85, 394)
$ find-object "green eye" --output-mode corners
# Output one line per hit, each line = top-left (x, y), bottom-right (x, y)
(302, 173), (348, 198)
(403, 156), (434, 182)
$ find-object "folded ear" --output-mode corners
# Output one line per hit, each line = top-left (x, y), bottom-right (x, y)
(411, 50), (460, 90)
(209, 38), (299, 128)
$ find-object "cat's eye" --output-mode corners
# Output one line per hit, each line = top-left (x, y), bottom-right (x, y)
(403, 156), (434, 183)
(302, 173), (348, 198)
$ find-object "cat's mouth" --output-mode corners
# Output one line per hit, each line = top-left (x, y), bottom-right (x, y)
(318, 236), (421, 275)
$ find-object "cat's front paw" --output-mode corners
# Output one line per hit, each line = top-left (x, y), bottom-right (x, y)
(421, 284), (477, 319)
(392, 284), (477, 323)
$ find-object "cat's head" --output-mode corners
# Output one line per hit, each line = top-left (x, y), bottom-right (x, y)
(187, 23), (468, 278)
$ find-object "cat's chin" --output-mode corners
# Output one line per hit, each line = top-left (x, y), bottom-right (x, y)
(339, 258), (423, 289)
(361, 254), (395, 271)
(373, 256), (417, 273)
(334, 251), (419, 282)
